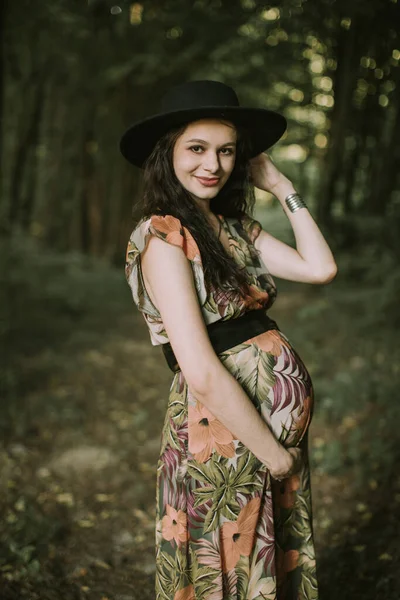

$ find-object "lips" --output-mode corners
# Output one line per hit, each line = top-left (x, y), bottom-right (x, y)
(196, 176), (220, 186)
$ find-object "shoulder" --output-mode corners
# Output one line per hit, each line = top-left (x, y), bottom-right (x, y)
(128, 214), (200, 262)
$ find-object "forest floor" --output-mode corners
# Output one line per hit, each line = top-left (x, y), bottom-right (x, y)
(1, 254), (400, 600)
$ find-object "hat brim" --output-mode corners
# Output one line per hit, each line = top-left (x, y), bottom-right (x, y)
(119, 106), (287, 168)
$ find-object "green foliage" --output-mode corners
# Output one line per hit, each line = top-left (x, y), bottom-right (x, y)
(0, 232), (130, 437)
(0, 493), (63, 584)
(287, 244), (400, 481)
(1, 232), (129, 357)
(3, 0), (400, 254)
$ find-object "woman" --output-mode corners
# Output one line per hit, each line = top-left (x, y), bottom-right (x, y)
(121, 80), (337, 600)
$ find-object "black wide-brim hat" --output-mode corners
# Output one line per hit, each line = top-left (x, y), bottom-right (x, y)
(119, 80), (287, 168)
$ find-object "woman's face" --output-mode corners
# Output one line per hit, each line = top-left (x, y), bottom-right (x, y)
(172, 118), (237, 207)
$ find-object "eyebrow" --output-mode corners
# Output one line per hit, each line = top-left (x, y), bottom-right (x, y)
(185, 138), (236, 146)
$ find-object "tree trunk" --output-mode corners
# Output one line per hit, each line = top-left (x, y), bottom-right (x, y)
(368, 95), (400, 214)
(9, 78), (43, 228)
(0, 0), (5, 206)
(316, 19), (359, 226)
(20, 79), (45, 231)
(342, 136), (359, 215)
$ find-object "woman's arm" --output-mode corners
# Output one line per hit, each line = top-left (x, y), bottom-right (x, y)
(191, 362), (289, 472)
(141, 235), (292, 476)
(250, 154), (338, 283)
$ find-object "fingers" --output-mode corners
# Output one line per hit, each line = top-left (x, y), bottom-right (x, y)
(286, 448), (302, 476)
(270, 447), (303, 482)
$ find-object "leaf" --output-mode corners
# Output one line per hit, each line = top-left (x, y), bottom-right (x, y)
(190, 545), (220, 598)
(290, 493), (313, 538)
(249, 577), (276, 600)
(203, 505), (220, 534)
(229, 456), (263, 495)
(187, 461), (223, 486)
(193, 486), (214, 508)
(235, 555), (250, 597)
(214, 459), (229, 483)
(196, 565), (220, 581)
(221, 502), (240, 521)
(300, 572), (319, 600)
(195, 536), (221, 570)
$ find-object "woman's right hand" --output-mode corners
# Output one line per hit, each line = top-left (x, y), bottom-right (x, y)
(269, 447), (302, 481)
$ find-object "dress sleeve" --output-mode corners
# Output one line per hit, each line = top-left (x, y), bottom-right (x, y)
(124, 214), (199, 319)
(239, 212), (263, 245)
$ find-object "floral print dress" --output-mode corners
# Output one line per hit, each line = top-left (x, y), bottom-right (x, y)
(125, 212), (318, 600)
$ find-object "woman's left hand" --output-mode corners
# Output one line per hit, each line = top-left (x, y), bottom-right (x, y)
(249, 152), (290, 195)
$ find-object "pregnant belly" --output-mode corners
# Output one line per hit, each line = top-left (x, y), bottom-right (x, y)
(220, 328), (315, 449)
(256, 329), (314, 447)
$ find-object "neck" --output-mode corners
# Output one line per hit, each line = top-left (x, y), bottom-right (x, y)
(190, 195), (212, 216)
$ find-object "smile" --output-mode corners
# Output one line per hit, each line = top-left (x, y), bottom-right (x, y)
(196, 176), (220, 187)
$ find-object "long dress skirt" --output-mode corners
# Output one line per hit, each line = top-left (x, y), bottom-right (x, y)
(155, 327), (318, 600)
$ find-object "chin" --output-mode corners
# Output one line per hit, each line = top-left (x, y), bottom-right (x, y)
(186, 187), (220, 200)
(200, 191), (220, 201)
(199, 189), (220, 197)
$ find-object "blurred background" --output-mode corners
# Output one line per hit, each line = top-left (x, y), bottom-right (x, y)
(1, 0), (400, 598)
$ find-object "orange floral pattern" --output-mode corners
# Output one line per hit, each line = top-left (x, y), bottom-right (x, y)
(188, 401), (235, 463)
(296, 395), (313, 436)
(150, 215), (199, 261)
(278, 474), (301, 509)
(173, 584), (196, 600)
(247, 329), (286, 356)
(275, 547), (301, 588)
(241, 282), (272, 312)
(161, 505), (189, 545)
(221, 497), (261, 571)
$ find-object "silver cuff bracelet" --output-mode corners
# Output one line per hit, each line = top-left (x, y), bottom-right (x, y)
(285, 193), (307, 213)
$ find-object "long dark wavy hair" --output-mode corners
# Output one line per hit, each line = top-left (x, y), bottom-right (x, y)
(134, 119), (257, 301)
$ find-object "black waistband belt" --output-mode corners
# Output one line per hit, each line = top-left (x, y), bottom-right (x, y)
(161, 308), (280, 373)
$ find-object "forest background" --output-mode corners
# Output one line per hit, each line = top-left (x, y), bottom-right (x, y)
(1, 0), (400, 598)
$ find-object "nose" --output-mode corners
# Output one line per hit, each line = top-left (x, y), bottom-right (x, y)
(203, 151), (220, 173)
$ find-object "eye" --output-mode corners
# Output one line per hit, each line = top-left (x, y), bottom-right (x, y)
(220, 147), (234, 155)
(189, 145), (204, 153)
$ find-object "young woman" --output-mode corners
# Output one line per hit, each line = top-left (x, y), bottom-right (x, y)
(121, 80), (337, 600)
